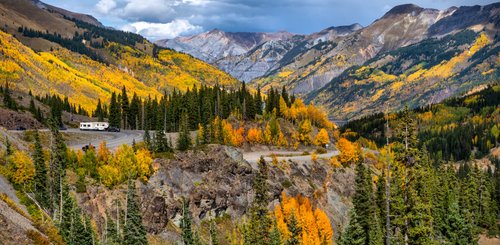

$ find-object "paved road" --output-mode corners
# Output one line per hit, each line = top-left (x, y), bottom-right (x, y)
(64, 129), (145, 151)
(242, 150), (339, 166)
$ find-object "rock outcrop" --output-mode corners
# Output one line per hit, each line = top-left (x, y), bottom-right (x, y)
(78, 145), (355, 240)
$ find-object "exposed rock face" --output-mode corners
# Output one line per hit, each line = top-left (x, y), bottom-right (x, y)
(78, 145), (355, 239)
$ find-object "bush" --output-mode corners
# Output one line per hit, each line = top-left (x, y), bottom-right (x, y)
(316, 147), (327, 154)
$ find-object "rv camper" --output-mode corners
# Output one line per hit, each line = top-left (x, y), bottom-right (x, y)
(79, 122), (109, 131)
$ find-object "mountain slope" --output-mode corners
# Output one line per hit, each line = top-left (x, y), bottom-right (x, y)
(156, 24), (362, 82)
(0, 0), (239, 112)
(309, 30), (499, 120)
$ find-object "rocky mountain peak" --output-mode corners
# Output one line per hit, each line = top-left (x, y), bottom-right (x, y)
(383, 4), (426, 17)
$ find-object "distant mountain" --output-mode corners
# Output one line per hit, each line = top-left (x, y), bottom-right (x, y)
(156, 24), (362, 82)
(157, 3), (499, 120)
(0, 0), (239, 112)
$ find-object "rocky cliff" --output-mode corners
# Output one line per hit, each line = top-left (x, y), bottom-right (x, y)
(77, 145), (355, 241)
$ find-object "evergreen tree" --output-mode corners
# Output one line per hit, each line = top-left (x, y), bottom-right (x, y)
(180, 198), (194, 245)
(123, 181), (147, 245)
(340, 210), (366, 245)
(285, 212), (301, 245)
(177, 112), (192, 151)
(49, 122), (67, 214)
(121, 86), (129, 129)
(444, 201), (476, 245)
(5, 136), (12, 156)
(154, 129), (170, 153)
(209, 218), (219, 245)
(94, 99), (105, 121)
(244, 157), (272, 244)
(109, 92), (121, 128)
(32, 131), (50, 209)
(106, 213), (120, 245)
(144, 129), (152, 151)
(2, 82), (17, 110)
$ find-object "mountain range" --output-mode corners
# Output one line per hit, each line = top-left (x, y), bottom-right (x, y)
(157, 3), (500, 120)
(0, 0), (239, 112)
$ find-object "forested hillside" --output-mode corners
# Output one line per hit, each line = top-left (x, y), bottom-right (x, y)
(342, 82), (500, 162)
(310, 30), (499, 120)
(0, 0), (239, 114)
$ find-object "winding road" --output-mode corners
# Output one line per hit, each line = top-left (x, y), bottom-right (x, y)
(61, 129), (339, 163)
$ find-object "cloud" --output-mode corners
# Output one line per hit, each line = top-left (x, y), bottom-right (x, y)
(119, 0), (176, 22)
(121, 19), (203, 40)
(95, 0), (117, 14)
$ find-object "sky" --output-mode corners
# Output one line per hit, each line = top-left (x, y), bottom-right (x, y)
(43, 0), (498, 40)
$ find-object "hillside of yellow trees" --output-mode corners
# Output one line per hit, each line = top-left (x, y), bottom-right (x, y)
(310, 30), (499, 120)
(0, 0), (239, 113)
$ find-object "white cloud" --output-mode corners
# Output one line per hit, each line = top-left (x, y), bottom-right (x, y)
(120, 0), (176, 22)
(121, 19), (203, 40)
(95, 0), (117, 14)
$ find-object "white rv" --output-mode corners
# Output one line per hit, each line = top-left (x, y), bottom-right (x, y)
(79, 122), (109, 131)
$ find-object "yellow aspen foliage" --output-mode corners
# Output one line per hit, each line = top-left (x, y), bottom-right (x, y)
(97, 141), (110, 164)
(196, 123), (205, 145)
(221, 120), (245, 146)
(246, 127), (263, 144)
(8, 151), (35, 185)
(274, 193), (333, 244)
(280, 96), (289, 118)
(277, 131), (288, 148)
(135, 148), (153, 182)
(336, 138), (361, 165)
(298, 119), (313, 145)
(98, 165), (120, 187)
(330, 157), (341, 168)
(112, 144), (137, 179)
(314, 128), (329, 147)
(311, 153), (318, 162)
(264, 124), (273, 145)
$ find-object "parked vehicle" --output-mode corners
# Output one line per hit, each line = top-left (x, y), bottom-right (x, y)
(107, 126), (120, 132)
(79, 122), (109, 131)
(15, 126), (26, 131)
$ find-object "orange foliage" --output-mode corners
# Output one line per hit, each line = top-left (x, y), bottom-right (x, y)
(314, 128), (330, 147)
(274, 193), (333, 244)
(246, 127), (264, 144)
(221, 120), (245, 147)
(336, 138), (361, 165)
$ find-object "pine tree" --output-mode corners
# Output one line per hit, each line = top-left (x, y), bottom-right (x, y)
(177, 112), (192, 151)
(109, 92), (121, 128)
(5, 136), (12, 156)
(352, 163), (376, 244)
(181, 198), (194, 245)
(32, 131), (50, 209)
(209, 218), (220, 245)
(105, 212), (120, 244)
(244, 157), (272, 244)
(285, 212), (301, 245)
(340, 210), (366, 245)
(154, 129), (169, 153)
(144, 129), (152, 151)
(3, 82), (17, 110)
(444, 201), (476, 244)
(121, 86), (129, 129)
(49, 122), (67, 215)
(270, 220), (282, 245)
(123, 181), (147, 245)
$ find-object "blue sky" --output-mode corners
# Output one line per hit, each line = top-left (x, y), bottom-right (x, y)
(43, 0), (498, 40)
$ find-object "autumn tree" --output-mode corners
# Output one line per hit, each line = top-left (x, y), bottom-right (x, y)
(8, 150), (35, 186)
(298, 119), (313, 145)
(336, 138), (361, 165)
(314, 128), (330, 147)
